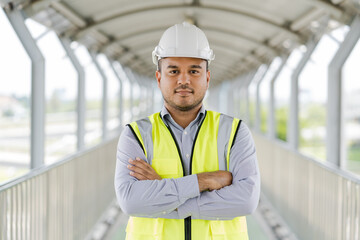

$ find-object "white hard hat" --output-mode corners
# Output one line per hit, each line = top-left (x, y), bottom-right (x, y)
(152, 22), (215, 66)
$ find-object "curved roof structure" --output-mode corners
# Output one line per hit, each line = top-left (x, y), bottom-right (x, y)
(2, 0), (359, 85)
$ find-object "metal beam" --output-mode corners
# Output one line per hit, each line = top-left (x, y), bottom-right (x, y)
(90, 52), (108, 140)
(99, 25), (279, 57)
(287, 39), (319, 149)
(327, 15), (360, 167)
(60, 38), (86, 151)
(70, 4), (302, 43)
(6, 8), (45, 169)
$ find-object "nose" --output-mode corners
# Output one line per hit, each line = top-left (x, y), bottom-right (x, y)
(177, 72), (190, 85)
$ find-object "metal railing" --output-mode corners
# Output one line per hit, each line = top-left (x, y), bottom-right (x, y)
(0, 137), (118, 240)
(254, 133), (360, 240)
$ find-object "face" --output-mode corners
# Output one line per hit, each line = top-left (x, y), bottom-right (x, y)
(156, 57), (210, 112)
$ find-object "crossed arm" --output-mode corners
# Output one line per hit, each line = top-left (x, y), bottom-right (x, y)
(128, 157), (233, 192)
(114, 124), (260, 220)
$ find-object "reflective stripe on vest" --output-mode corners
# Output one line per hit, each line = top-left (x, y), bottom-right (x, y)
(126, 111), (248, 240)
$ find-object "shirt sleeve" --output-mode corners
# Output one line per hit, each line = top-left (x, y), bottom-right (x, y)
(176, 122), (261, 220)
(114, 125), (200, 218)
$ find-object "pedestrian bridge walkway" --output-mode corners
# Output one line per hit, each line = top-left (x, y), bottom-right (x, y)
(1, 131), (359, 239)
(1, 0), (360, 239)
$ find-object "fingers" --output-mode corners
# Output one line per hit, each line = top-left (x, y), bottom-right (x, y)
(129, 169), (149, 180)
(128, 164), (150, 180)
(130, 158), (152, 170)
(127, 158), (162, 180)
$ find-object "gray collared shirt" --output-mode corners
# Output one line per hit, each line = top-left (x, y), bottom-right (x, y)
(114, 105), (260, 220)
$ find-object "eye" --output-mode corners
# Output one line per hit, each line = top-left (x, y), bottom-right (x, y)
(169, 70), (179, 74)
(190, 70), (199, 74)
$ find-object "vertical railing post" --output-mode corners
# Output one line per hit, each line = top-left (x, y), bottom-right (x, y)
(243, 71), (256, 124)
(288, 39), (318, 149)
(268, 56), (288, 139)
(109, 61), (123, 130)
(328, 15), (360, 167)
(6, 7), (45, 168)
(255, 65), (270, 132)
(60, 38), (86, 150)
(90, 52), (108, 140)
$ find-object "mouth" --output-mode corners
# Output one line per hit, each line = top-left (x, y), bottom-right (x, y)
(175, 90), (193, 96)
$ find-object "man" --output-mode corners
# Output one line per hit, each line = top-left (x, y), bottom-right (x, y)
(115, 22), (260, 240)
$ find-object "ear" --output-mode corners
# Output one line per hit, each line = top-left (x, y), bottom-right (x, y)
(155, 70), (161, 88)
(206, 70), (210, 89)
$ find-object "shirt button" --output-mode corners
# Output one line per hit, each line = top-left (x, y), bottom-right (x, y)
(184, 131), (188, 135)
(186, 154), (190, 158)
(163, 211), (166, 214)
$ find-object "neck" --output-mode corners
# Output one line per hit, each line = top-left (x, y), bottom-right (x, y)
(165, 104), (202, 129)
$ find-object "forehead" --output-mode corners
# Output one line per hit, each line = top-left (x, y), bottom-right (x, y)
(160, 57), (206, 67)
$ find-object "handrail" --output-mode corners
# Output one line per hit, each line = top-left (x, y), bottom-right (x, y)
(0, 136), (118, 190)
(255, 131), (360, 184)
(0, 137), (119, 240)
(253, 132), (360, 240)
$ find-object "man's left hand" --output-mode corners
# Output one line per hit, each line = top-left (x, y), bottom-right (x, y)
(128, 158), (162, 180)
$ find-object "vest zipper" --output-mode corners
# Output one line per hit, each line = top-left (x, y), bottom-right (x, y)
(160, 111), (207, 240)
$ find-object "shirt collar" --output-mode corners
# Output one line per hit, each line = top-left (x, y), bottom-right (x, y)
(160, 105), (206, 127)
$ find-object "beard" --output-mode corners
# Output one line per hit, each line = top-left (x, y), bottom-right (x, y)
(163, 95), (204, 111)
(163, 85), (205, 112)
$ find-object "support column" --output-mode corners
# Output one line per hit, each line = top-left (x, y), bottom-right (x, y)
(255, 65), (269, 132)
(268, 56), (289, 139)
(244, 71), (256, 124)
(220, 82), (229, 114)
(236, 75), (247, 118)
(126, 68), (141, 118)
(288, 39), (318, 149)
(60, 38), (86, 150)
(235, 76), (244, 118)
(328, 15), (360, 167)
(90, 52), (108, 140)
(135, 73), (145, 118)
(109, 61), (123, 130)
(6, 8), (45, 168)
(123, 68), (134, 120)
(152, 82), (157, 114)
(227, 81), (234, 115)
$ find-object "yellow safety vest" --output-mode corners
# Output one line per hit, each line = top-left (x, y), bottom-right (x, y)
(126, 111), (248, 240)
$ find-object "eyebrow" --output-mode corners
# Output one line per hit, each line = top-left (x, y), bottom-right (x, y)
(167, 65), (178, 69)
(190, 65), (202, 69)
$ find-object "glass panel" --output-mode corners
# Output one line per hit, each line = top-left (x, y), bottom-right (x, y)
(343, 33), (360, 176)
(73, 43), (102, 147)
(298, 33), (340, 161)
(274, 49), (303, 141)
(27, 20), (78, 164)
(0, 9), (31, 183)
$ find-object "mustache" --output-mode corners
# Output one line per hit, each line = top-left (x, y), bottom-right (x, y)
(174, 85), (194, 93)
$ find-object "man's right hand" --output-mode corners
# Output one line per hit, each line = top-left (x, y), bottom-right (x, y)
(197, 171), (233, 192)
